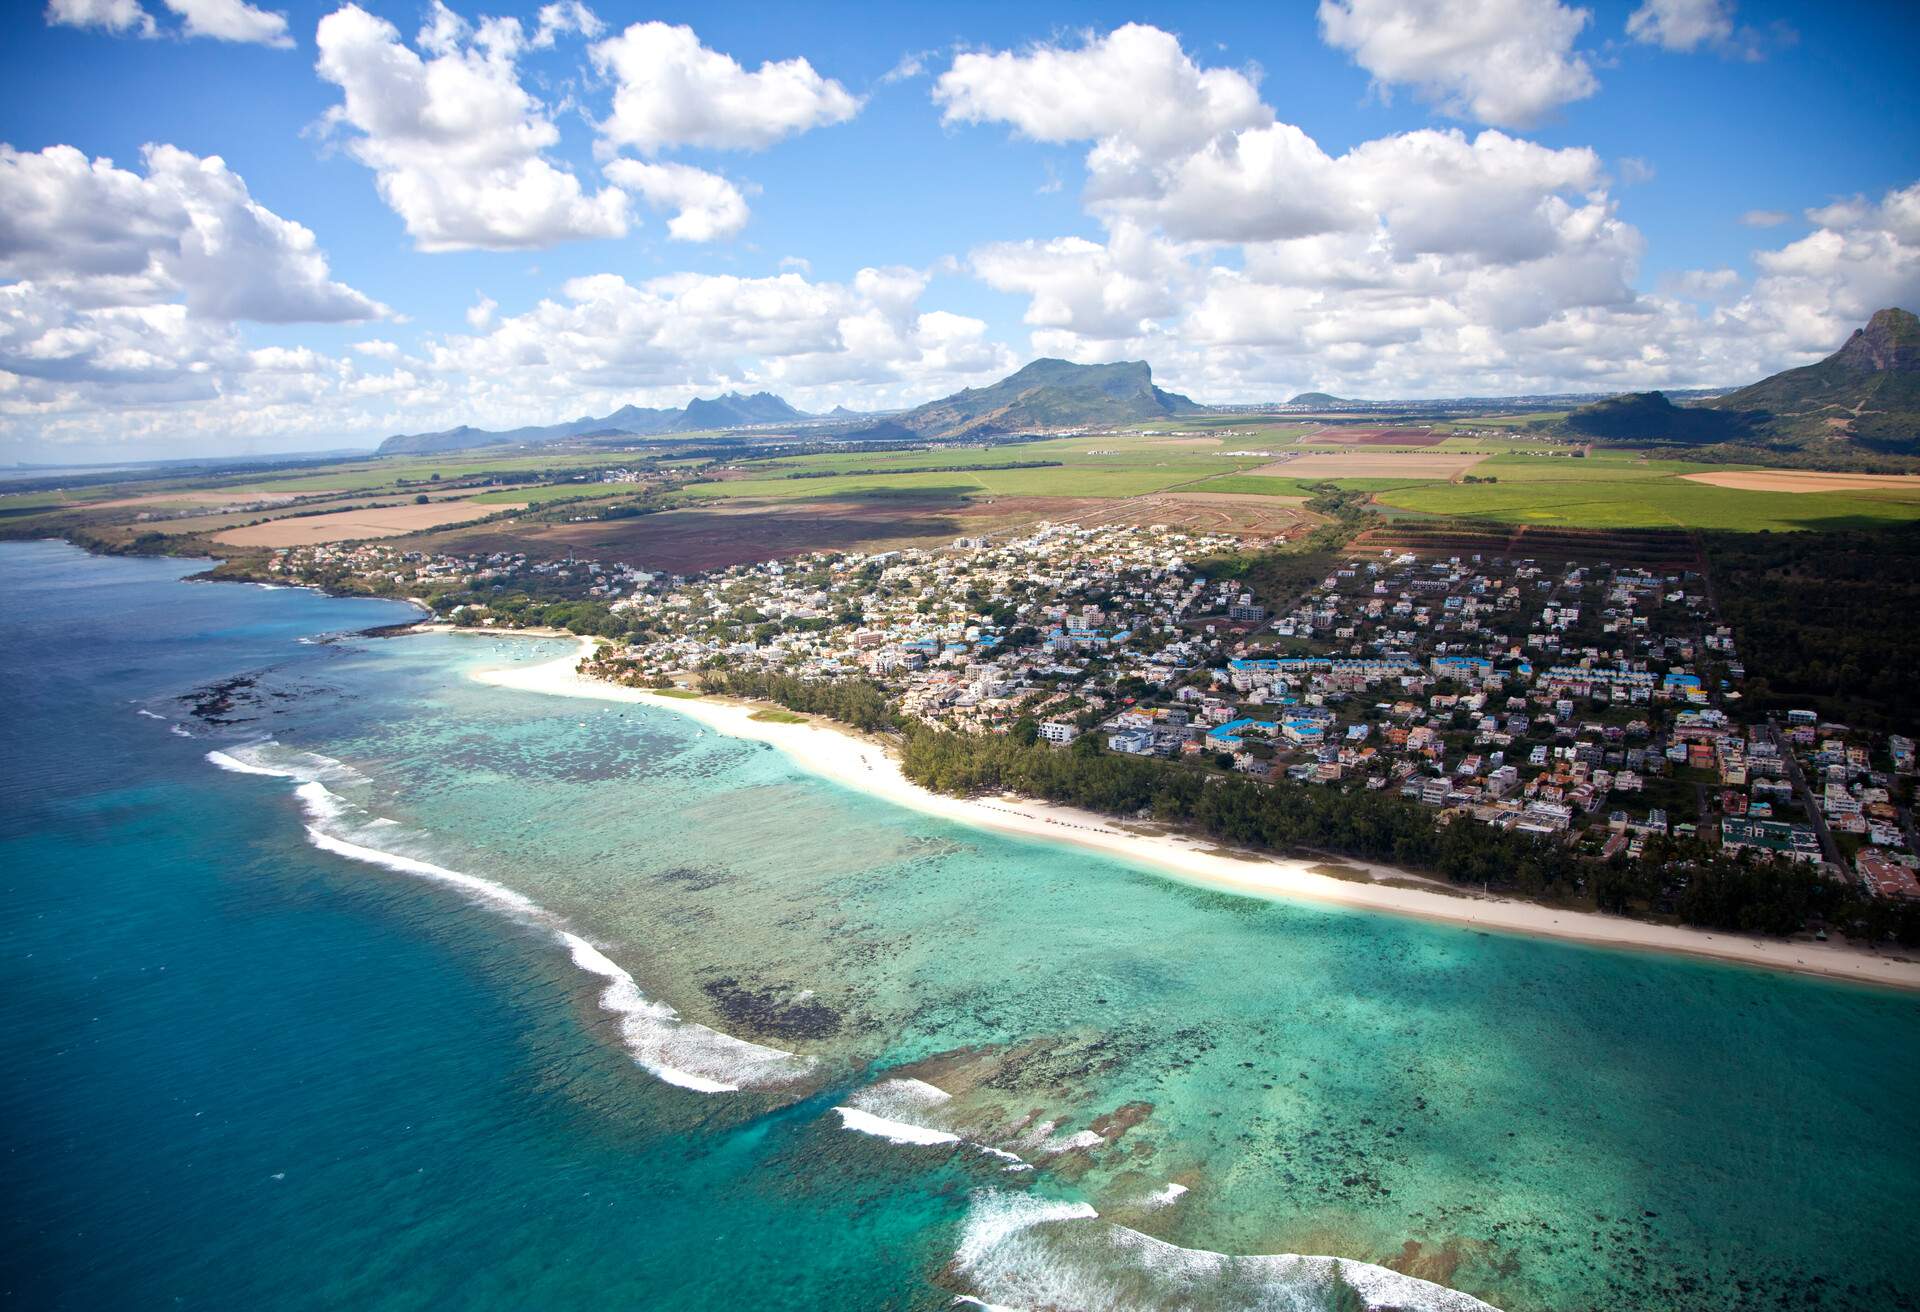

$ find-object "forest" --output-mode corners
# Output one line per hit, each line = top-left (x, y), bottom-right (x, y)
(1706, 523), (1920, 728)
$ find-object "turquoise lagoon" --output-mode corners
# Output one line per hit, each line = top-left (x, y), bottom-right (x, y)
(2, 540), (1914, 1311)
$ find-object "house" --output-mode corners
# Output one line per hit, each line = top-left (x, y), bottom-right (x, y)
(1038, 721), (1079, 745)
(1721, 817), (1823, 864)
(1857, 851), (1920, 899)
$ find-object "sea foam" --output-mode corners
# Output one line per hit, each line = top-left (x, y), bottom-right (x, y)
(834, 1078), (964, 1146)
(949, 1189), (1503, 1312)
(206, 744), (814, 1096)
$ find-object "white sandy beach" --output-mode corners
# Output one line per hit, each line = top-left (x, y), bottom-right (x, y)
(470, 636), (1920, 992)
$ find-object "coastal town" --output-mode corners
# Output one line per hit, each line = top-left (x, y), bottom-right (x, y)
(258, 523), (1920, 907)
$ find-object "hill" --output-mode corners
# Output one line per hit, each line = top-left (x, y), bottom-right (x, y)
(863, 359), (1205, 440)
(1562, 391), (1754, 444)
(1705, 307), (1920, 453)
(378, 392), (811, 455)
(1287, 391), (1354, 407)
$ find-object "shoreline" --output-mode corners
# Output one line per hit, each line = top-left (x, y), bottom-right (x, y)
(466, 635), (1920, 993)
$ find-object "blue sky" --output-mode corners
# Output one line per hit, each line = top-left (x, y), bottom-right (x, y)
(2, 0), (1916, 460)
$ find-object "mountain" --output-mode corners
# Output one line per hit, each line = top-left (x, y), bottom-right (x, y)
(863, 359), (1206, 441)
(1287, 391), (1354, 407)
(1704, 307), (1920, 452)
(378, 392), (811, 455)
(679, 391), (808, 430)
(1562, 391), (1752, 444)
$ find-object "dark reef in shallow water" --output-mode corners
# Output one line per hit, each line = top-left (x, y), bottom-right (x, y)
(701, 976), (843, 1040)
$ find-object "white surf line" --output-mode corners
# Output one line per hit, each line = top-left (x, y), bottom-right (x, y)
(952, 1188), (1503, 1312)
(205, 744), (813, 1096)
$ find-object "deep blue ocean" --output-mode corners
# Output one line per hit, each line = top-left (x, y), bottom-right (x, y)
(3, 540), (1914, 1312)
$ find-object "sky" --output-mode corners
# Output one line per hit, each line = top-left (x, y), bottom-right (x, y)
(2, 0), (1916, 462)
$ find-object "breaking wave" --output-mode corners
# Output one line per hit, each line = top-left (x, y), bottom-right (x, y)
(949, 1189), (1502, 1312)
(204, 742), (814, 1095)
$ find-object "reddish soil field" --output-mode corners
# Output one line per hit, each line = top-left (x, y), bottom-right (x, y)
(419, 490), (1306, 575)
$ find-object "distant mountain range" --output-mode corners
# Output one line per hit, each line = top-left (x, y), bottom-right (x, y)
(377, 360), (1205, 455)
(1565, 308), (1920, 456)
(849, 358), (1205, 441)
(376, 391), (810, 455)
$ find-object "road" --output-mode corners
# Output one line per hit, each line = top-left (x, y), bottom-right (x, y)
(1767, 720), (1844, 867)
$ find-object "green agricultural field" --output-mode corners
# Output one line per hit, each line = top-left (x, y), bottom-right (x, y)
(698, 439), (1272, 500)
(470, 483), (642, 505)
(1376, 468), (1920, 531)
(1183, 474), (1322, 497)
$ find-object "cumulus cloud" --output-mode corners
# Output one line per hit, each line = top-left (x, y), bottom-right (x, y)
(45, 0), (157, 37)
(314, 2), (629, 252)
(158, 0), (291, 47)
(602, 160), (751, 242)
(530, 0), (599, 48)
(1625, 0), (1733, 51)
(936, 24), (1266, 161)
(422, 266), (1013, 416)
(937, 23), (1918, 401)
(0, 142), (382, 322)
(1317, 0), (1599, 128)
(0, 140), (400, 453)
(1741, 183), (1920, 352)
(591, 22), (862, 154)
(47, 0), (293, 45)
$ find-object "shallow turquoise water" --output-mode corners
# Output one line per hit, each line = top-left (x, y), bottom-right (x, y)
(3, 540), (1914, 1311)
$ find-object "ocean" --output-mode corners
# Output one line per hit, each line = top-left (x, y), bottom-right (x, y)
(2, 538), (1914, 1311)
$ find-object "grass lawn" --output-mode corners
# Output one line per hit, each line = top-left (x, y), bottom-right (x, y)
(748, 707), (808, 723)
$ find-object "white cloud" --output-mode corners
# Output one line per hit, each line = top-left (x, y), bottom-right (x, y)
(0, 142), (383, 322)
(972, 224), (1197, 340)
(423, 266), (1013, 414)
(1739, 208), (1789, 227)
(314, 2), (629, 252)
(530, 0), (599, 48)
(47, 0), (292, 45)
(158, 0), (291, 47)
(936, 24), (1916, 402)
(1317, 0), (1599, 128)
(1617, 156), (1657, 185)
(1626, 0), (1734, 52)
(936, 24), (1267, 163)
(602, 160), (751, 242)
(1739, 183), (1920, 352)
(45, 0), (157, 37)
(591, 22), (862, 154)
(464, 293), (496, 329)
